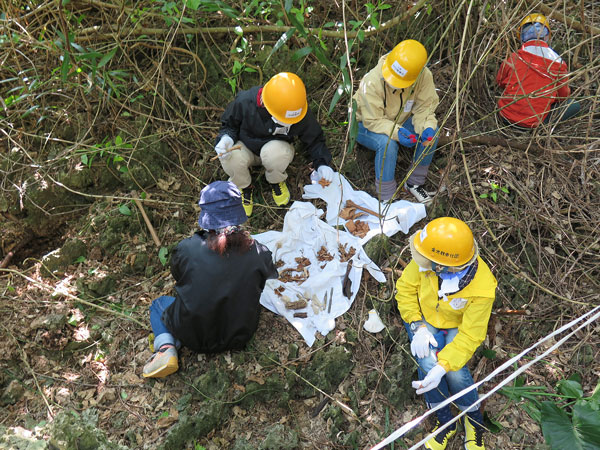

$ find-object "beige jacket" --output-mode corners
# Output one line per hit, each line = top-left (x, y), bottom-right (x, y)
(354, 55), (439, 138)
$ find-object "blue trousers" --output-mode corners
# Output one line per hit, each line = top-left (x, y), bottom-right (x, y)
(357, 117), (438, 184)
(404, 319), (483, 425)
(149, 296), (180, 351)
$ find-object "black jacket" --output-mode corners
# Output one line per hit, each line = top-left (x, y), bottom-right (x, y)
(217, 86), (332, 169)
(162, 231), (278, 353)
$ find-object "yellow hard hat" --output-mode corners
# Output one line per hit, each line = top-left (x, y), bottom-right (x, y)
(518, 13), (551, 41)
(262, 72), (308, 124)
(381, 40), (427, 89)
(412, 217), (475, 267)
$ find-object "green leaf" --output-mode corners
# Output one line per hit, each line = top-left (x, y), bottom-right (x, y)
(347, 99), (358, 155)
(267, 27), (296, 61)
(74, 256), (86, 263)
(119, 204), (132, 216)
(479, 193), (488, 199)
(115, 135), (123, 146)
(541, 401), (600, 449)
(483, 412), (503, 433)
(491, 192), (498, 202)
(292, 46), (313, 61)
(158, 410), (169, 418)
(481, 348), (497, 359)
(522, 401), (542, 423)
(67, 315), (79, 326)
(60, 52), (71, 81)
(501, 186), (509, 193)
(357, 30), (365, 43)
(284, 0), (293, 12)
(185, 0), (201, 10)
(81, 154), (88, 166)
(158, 247), (168, 266)
(557, 380), (584, 399)
(121, 390), (128, 400)
(573, 401), (600, 447)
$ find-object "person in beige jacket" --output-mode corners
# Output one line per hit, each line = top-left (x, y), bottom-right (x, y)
(354, 39), (439, 204)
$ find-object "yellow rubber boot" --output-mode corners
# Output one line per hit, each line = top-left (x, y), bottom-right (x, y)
(424, 420), (457, 450)
(241, 188), (253, 217)
(271, 181), (290, 206)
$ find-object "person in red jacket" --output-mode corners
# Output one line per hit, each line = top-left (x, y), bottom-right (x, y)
(496, 13), (580, 128)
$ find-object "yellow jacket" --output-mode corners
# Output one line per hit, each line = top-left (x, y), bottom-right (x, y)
(354, 55), (439, 137)
(395, 258), (497, 372)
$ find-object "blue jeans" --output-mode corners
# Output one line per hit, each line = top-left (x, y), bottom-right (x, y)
(404, 320), (480, 421)
(357, 117), (438, 183)
(149, 296), (180, 351)
(545, 98), (581, 123)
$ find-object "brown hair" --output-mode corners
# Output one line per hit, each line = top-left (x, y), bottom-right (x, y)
(206, 226), (254, 256)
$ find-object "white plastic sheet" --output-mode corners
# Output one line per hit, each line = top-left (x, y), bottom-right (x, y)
(302, 172), (426, 244)
(254, 173), (426, 346)
(254, 202), (385, 346)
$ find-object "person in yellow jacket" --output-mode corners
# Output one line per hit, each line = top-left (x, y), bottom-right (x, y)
(354, 39), (439, 204)
(396, 217), (497, 450)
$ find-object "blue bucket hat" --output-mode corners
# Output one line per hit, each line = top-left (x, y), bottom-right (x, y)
(198, 181), (247, 230)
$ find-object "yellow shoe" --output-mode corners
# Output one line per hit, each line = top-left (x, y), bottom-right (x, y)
(241, 187), (253, 216)
(143, 345), (178, 378)
(464, 416), (485, 450)
(424, 420), (457, 450)
(271, 181), (290, 206)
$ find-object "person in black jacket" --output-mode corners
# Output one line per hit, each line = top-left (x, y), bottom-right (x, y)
(143, 181), (278, 378)
(215, 72), (335, 216)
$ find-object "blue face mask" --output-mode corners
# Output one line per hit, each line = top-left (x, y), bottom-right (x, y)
(521, 23), (549, 43)
(436, 265), (470, 280)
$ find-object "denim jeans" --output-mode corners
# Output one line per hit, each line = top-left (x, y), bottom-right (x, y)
(357, 117), (438, 183)
(545, 98), (581, 124)
(149, 296), (180, 351)
(404, 320), (480, 417)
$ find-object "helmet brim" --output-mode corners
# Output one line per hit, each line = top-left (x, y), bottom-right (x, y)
(381, 64), (416, 89)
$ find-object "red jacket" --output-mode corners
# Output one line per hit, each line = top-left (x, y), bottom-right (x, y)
(496, 40), (570, 128)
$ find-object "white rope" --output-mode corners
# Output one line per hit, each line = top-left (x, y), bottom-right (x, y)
(370, 304), (600, 450)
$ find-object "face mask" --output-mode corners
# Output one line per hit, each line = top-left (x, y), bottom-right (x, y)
(272, 116), (289, 126)
(271, 116), (291, 136)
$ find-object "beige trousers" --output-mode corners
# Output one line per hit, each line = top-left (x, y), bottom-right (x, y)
(220, 140), (295, 189)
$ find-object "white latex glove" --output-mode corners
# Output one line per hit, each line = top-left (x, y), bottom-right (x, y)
(412, 364), (447, 395)
(317, 165), (334, 182)
(410, 326), (438, 359)
(215, 135), (234, 161)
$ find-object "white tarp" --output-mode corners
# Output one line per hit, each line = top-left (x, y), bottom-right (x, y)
(254, 201), (385, 347)
(302, 172), (426, 244)
(254, 173), (426, 346)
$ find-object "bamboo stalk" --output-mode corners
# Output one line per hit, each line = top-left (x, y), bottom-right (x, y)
(132, 192), (161, 247)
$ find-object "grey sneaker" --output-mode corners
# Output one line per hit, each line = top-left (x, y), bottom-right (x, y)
(143, 345), (178, 378)
(405, 183), (433, 204)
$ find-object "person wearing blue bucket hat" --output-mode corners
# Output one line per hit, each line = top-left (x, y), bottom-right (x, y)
(143, 181), (278, 378)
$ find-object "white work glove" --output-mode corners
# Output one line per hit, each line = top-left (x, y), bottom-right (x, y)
(215, 135), (234, 161)
(410, 326), (438, 359)
(412, 364), (447, 395)
(317, 165), (334, 182)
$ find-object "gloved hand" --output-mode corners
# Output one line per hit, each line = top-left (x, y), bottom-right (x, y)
(215, 135), (234, 161)
(317, 165), (334, 182)
(412, 364), (447, 394)
(410, 326), (438, 359)
(397, 127), (417, 148)
(421, 127), (436, 146)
